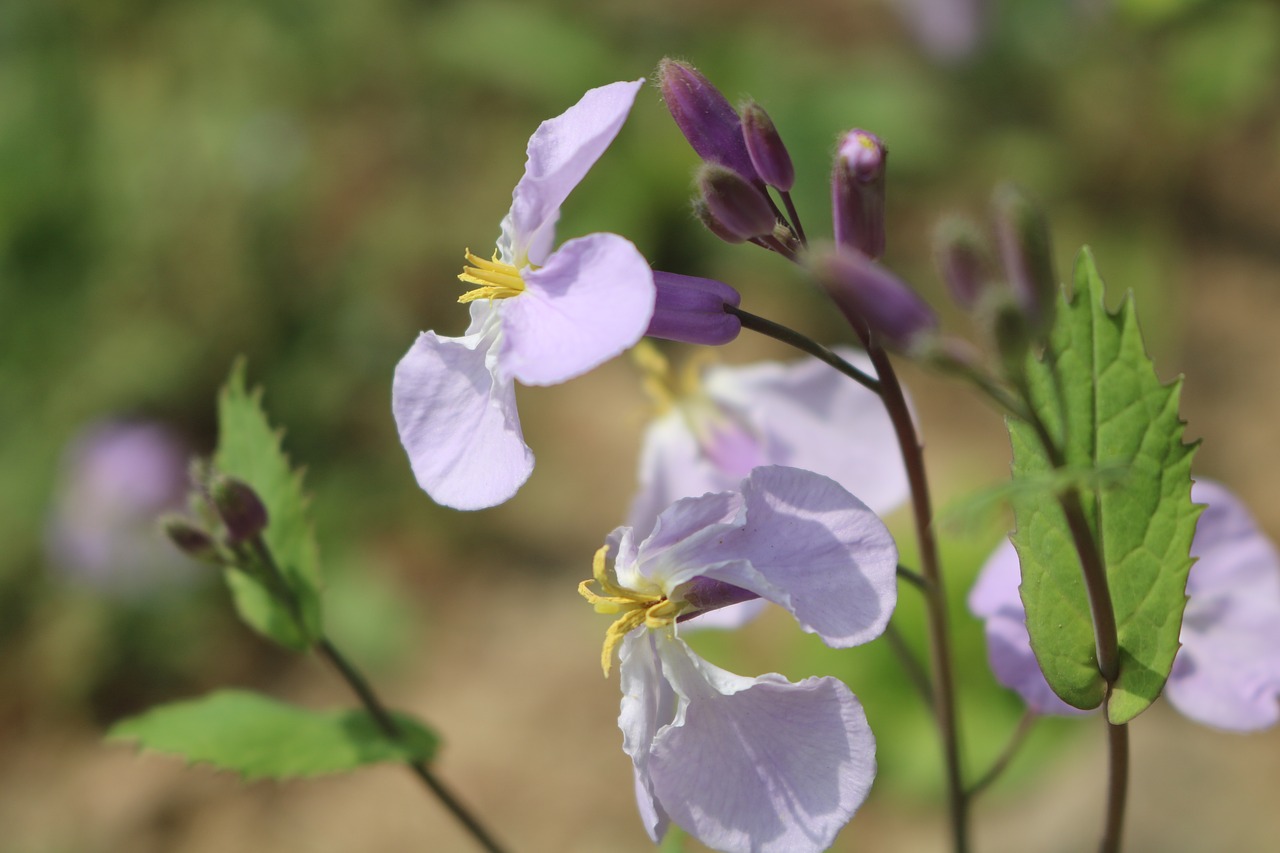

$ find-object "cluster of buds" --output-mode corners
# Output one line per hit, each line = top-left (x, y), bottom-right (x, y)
(160, 461), (269, 565)
(653, 58), (1060, 367)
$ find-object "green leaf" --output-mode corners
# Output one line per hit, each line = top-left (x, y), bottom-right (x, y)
(108, 689), (438, 779)
(214, 360), (324, 650)
(1010, 248), (1199, 724)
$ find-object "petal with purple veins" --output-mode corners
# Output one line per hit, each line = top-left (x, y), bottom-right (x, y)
(647, 637), (876, 853)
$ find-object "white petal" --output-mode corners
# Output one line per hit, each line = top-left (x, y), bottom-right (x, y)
(617, 631), (674, 842)
(500, 233), (654, 387)
(499, 79), (644, 266)
(391, 324), (533, 510)
(647, 638), (876, 853)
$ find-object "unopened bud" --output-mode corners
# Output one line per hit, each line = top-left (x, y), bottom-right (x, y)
(992, 183), (1056, 331)
(831, 130), (887, 259)
(933, 216), (994, 311)
(815, 248), (938, 353)
(741, 102), (794, 192)
(692, 199), (747, 244)
(210, 476), (268, 543)
(697, 164), (777, 241)
(161, 515), (220, 563)
(646, 272), (742, 346)
(657, 59), (758, 181)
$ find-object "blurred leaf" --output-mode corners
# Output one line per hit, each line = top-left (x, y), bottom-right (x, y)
(107, 688), (438, 779)
(214, 360), (324, 650)
(1010, 248), (1198, 723)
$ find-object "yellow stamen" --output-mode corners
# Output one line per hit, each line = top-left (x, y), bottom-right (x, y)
(578, 544), (687, 677)
(457, 249), (526, 303)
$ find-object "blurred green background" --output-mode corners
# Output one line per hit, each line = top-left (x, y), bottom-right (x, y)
(2, 0), (1279, 850)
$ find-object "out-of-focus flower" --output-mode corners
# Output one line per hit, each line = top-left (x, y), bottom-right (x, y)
(45, 420), (193, 594)
(581, 466), (897, 852)
(969, 480), (1280, 730)
(392, 80), (655, 510)
(628, 344), (907, 539)
(891, 0), (987, 62)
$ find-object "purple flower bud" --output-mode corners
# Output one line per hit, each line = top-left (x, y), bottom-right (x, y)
(678, 576), (760, 621)
(816, 248), (938, 352)
(647, 271), (742, 346)
(831, 129), (887, 260)
(992, 182), (1056, 331)
(161, 516), (220, 563)
(692, 198), (747, 244)
(932, 216), (994, 311)
(741, 101), (794, 192)
(210, 476), (269, 543)
(657, 59), (758, 181)
(697, 163), (777, 241)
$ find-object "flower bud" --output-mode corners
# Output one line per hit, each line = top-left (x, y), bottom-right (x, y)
(697, 164), (777, 241)
(932, 216), (995, 311)
(741, 101), (794, 192)
(815, 247), (938, 353)
(657, 59), (758, 180)
(210, 476), (268, 544)
(692, 199), (747, 244)
(831, 129), (887, 259)
(992, 183), (1056, 331)
(646, 271), (742, 346)
(160, 515), (221, 563)
(679, 576), (760, 620)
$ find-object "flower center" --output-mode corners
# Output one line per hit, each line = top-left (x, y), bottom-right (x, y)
(579, 544), (689, 677)
(457, 249), (526, 303)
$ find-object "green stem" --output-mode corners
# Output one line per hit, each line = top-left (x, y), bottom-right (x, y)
(726, 306), (882, 394)
(247, 536), (511, 853)
(884, 622), (933, 708)
(865, 344), (969, 853)
(1100, 719), (1129, 853)
(967, 710), (1037, 798)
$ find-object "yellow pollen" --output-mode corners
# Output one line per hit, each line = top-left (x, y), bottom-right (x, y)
(457, 249), (526, 303)
(578, 544), (686, 677)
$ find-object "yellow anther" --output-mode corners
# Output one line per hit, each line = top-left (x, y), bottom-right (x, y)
(457, 249), (526, 303)
(578, 543), (687, 677)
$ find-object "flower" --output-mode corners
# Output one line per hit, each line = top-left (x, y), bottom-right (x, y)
(392, 80), (656, 510)
(45, 420), (194, 595)
(581, 466), (898, 852)
(628, 344), (907, 539)
(968, 479), (1280, 730)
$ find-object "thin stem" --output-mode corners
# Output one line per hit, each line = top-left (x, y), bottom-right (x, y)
(884, 622), (933, 708)
(727, 305), (882, 395)
(896, 564), (929, 592)
(1022, 410), (1120, 683)
(317, 639), (511, 853)
(1100, 720), (1129, 853)
(967, 710), (1037, 798)
(247, 536), (510, 853)
(866, 343), (970, 853)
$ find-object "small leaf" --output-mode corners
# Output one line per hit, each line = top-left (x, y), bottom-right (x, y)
(107, 689), (439, 779)
(1010, 248), (1199, 723)
(214, 360), (324, 649)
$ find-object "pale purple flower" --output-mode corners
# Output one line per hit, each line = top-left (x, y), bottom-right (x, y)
(969, 480), (1280, 730)
(45, 420), (193, 594)
(393, 80), (656, 510)
(582, 466), (898, 851)
(628, 346), (907, 538)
